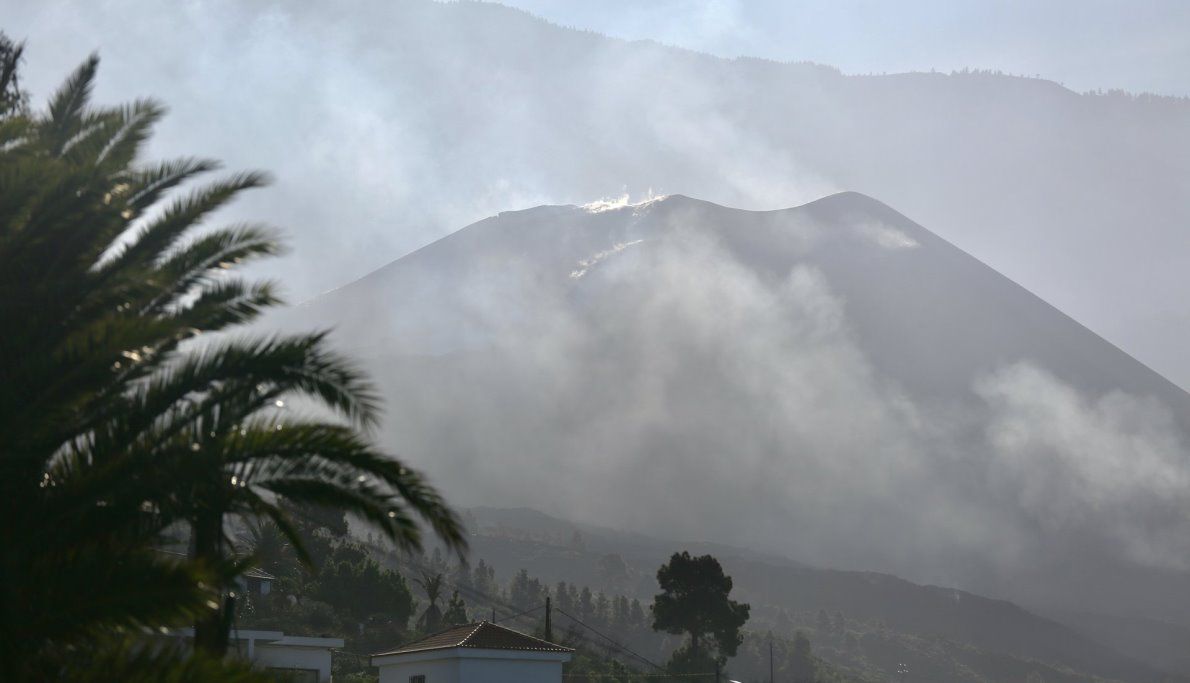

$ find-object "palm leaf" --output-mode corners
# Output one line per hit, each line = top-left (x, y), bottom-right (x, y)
(41, 54), (98, 155)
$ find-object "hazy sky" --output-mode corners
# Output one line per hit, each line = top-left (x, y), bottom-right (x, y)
(501, 0), (1190, 97)
(6, 0), (1190, 623)
(5, 0), (1189, 393)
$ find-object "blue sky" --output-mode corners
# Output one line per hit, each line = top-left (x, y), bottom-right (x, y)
(498, 0), (1190, 96)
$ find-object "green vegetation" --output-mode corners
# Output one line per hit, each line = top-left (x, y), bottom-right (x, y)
(446, 510), (1154, 683)
(737, 609), (1120, 683)
(651, 551), (751, 674)
(0, 37), (462, 678)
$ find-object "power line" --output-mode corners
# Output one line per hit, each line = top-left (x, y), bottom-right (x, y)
(558, 629), (656, 677)
(391, 551), (523, 615)
(492, 603), (544, 624)
(555, 606), (666, 672)
(374, 545), (717, 680)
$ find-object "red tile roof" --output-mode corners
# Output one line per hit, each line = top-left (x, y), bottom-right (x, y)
(373, 621), (573, 657)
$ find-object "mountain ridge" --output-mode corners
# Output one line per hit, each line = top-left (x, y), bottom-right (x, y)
(269, 190), (1190, 665)
(303, 190), (1190, 425)
(460, 505), (1173, 682)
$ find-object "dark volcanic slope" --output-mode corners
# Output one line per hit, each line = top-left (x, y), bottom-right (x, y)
(301, 191), (1190, 419)
(272, 192), (1190, 637)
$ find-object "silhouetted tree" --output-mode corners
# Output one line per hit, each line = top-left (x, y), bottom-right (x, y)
(0, 32), (25, 115)
(415, 572), (446, 633)
(240, 519), (297, 580)
(510, 568), (545, 609)
(789, 630), (815, 683)
(579, 586), (595, 623)
(555, 581), (573, 611)
(0, 45), (465, 676)
(651, 552), (750, 672)
(443, 590), (469, 626)
(595, 591), (611, 625)
(451, 559), (472, 590)
(474, 559), (497, 595)
(629, 599), (646, 627)
(314, 547), (414, 624)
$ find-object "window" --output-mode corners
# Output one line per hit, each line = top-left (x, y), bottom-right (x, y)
(409, 676), (426, 683)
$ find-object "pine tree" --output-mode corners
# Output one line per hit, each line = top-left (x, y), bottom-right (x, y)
(651, 552), (750, 673)
(613, 595), (630, 629)
(594, 592), (610, 626)
(789, 631), (815, 683)
(629, 599), (646, 627)
(510, 568), (542, 609)
(579, 586), (595, 623)
(474, 559), (496, 595)
(555, 581), (573, 611)
(443, 590), (469, 626)
(452, 559), (472, 589)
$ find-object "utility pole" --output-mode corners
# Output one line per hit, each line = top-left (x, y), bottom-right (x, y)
(544, 596), (553, 642)
(769, 639), (774, 683)
(715, 660), (721, 683)
(491, 606), (496, 622)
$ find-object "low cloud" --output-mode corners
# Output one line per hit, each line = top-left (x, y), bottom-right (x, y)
(977, 363), (1190, 571)
(332, 217), (1190, 609)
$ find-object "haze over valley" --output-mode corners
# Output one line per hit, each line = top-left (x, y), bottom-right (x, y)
(281, 191), (1190, 634)
(8, 2), (1190, 680)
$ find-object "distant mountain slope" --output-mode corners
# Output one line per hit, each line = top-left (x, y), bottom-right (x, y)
(458, 506), (1170, 683)
(1054, 610), (1190, 676)
(239, 0), (1190, 389)
(272, 192), (1190, 635)
(319, 192), (1190, 414)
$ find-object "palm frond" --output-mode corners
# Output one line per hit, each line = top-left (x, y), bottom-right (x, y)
(145, 224), (284, 314)
(169, 333), (379, 428)
(172, 278), (283, 332)
(259, 475), (426, 551)
(41, 54), (99, 155)
(1, 50), (465, 666)
(123, 157), (220, 214)
(238, 489), (315, 568)
(100, 171), (268, 279)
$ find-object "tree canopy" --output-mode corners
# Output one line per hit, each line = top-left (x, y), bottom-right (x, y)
(651, 551), (750, 673)
(0, 37), (464, 676)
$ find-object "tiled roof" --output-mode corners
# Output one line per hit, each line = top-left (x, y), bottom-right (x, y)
(374, 621), (574, 657)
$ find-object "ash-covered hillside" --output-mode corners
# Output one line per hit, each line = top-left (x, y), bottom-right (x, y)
(272, 192), (1190, 637)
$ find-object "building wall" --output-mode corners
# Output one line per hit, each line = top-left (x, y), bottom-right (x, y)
(378, 655), (566, 683)
(255, 644), (333, 682)
(378, 657), (460, 683)
(458, 657), (564, 683)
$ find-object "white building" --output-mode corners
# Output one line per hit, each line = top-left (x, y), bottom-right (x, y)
(239, 566), (275, 597)
(166, 628), (343, 682)
(372, 621), (574, 683)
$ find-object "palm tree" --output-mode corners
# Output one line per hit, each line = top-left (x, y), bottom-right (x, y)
(415, 571), (447, 634)
(0, 33), (24, 115)
(239, 519), (298, 586)
(0, 50), (465, 671)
